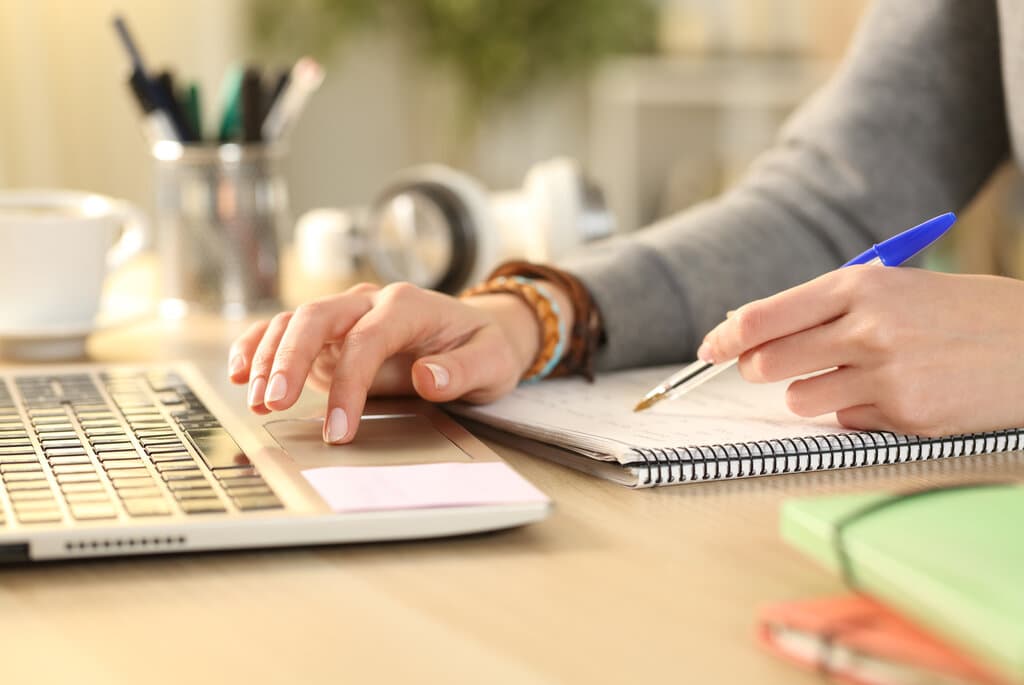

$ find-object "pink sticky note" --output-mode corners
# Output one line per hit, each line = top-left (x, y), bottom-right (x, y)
(302, 462), (549, 513)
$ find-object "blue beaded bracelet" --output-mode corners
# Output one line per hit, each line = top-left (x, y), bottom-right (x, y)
(514, 276), (566, 384)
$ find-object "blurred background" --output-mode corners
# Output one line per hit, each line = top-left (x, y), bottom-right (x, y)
(2, 0), (1023, 307)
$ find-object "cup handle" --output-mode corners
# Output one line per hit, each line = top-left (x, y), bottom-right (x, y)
(107, 200), (153, 269)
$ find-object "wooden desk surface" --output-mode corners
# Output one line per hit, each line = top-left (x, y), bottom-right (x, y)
(3, 314), (1021, 684)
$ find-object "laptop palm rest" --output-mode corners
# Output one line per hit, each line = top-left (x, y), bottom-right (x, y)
(263, 415), (476, 468)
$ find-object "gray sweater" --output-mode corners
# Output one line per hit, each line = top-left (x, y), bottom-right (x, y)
(562, 0), (1012, 370)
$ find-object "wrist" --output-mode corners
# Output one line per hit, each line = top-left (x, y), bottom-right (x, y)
(464, 280), (575, 378)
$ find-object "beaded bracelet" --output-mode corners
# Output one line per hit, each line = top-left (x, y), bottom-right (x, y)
(459, 275), (566, 383)
(487, 261), (605, 382)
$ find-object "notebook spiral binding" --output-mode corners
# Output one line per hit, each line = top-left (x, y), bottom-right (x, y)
(627, 429), (1024, 487)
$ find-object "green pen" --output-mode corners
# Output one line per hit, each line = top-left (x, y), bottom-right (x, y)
(185, 82), (202, 143)
(217, 65), (244, 142)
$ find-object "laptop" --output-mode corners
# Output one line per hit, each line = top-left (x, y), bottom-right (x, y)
(0, 362), (550, 563)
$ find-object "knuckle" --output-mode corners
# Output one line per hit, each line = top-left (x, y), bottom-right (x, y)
(834, 267), (867, 299)
(342, 325), (387, 360)
(732, 306), (764, 345)
(742, 349), (777, 383)
(883, 383), (932, 434)
(851, 320), (896, 355)
(346, 281), (380, 296)
(292, 301), (323, 322)
(270, 311), (293, 329)
(378, 281), (419, 304)
(784, 382), (814, 417)
(244, 319), (271, 338)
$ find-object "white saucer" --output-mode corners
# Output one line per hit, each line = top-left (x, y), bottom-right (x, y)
(0, 312), (151, 362)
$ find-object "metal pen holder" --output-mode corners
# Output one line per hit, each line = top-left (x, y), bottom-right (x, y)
(153, 142), (289, 318)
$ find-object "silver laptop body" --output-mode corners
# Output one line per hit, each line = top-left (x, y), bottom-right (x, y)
(0, 362), (550, 563)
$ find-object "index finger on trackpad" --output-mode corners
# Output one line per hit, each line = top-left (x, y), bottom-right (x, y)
(263, 414), (475, 468)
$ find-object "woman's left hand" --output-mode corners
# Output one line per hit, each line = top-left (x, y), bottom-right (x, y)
(698, 266), (1024, 436)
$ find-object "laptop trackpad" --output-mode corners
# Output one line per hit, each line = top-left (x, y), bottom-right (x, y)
(264, 415), (474, 468)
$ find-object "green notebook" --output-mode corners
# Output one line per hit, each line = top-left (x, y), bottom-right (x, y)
(781, 484), (1024, 682)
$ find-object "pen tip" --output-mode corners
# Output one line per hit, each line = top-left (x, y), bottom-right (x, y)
(633, 397), (657, 413)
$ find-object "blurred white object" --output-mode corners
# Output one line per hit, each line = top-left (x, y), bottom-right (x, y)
(295, 157), (614, 294)
(295, 207), (364, 283)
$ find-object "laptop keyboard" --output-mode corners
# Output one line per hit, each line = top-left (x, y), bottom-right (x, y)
(0, 368), (283, 527)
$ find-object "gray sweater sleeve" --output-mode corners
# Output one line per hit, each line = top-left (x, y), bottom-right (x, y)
(560, 0), (1008, 371)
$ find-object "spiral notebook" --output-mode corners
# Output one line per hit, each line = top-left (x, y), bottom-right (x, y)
(449, 365), (1024, 488)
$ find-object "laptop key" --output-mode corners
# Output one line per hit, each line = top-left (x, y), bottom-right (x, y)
(117, 486), (164, 499)
(223, 485), (274, 498)
(84, 426), (126, 436)
(90, 437), (133, 447)
(78, 419), (120, 428)
(13, 499), (61, 512)
(39, 439), (83, 449)
(16, 510), (63, 524)
(233, 494), (283, 511)
(45, 447), (88, 457)
(63, 491), (111, 504)
(155, 461), (199, 473)
(179, 498), (226, 514)
(94, 443), (135, 453)
(140, 437), (185, 449)
(3, 471), (49, 482)
(51, 464), (96, 475)
(149, 451), (193, 464)
(97, 451), (143, 462)
(106, 468), (152, 480)
(0, 462), (43, 473)
(214, 475), (266, 489)
(8, 489), (55, 502)
(47, 455), (94, 466)
(0, 454), (41, 464)
(185, 429), (250, 470)
(70, 502), (117, 520)
(161, 470), (205, 482)
(123, 498), (171, 517)
(30, 416), (70, 425)
(56, 473), (100, 484)
(60, 482), (106, 493)
(173, 488), (219, 500)
(135, 429), (176, 439)
(77, 413), (115, 421)
(0, 446), (37, 455)
(166, 479), (213, 491)
(7, 480), (53, 491)
(214, 466), (260, 480)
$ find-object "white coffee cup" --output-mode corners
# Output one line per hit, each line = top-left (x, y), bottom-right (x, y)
(0, 189), (150, 333)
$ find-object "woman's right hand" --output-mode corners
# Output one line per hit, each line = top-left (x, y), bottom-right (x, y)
(227, 281), (571, 444)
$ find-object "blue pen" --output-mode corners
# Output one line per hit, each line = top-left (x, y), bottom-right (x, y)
(633, 212), (958, 412)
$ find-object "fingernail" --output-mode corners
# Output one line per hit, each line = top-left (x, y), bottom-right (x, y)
(248, 377), (267, 407)
(726, 310), (736, 319)
(424, 363), (450, 390)
(228, 354), (245, 376)
(697, 341), (714, 363)
(265, 374), (288, 403)
(325, 408), (348, 443)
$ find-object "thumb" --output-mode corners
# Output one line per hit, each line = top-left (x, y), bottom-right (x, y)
(411, 330), (520, 404)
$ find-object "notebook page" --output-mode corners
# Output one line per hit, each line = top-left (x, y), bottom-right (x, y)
(450, 365), (852, 463)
